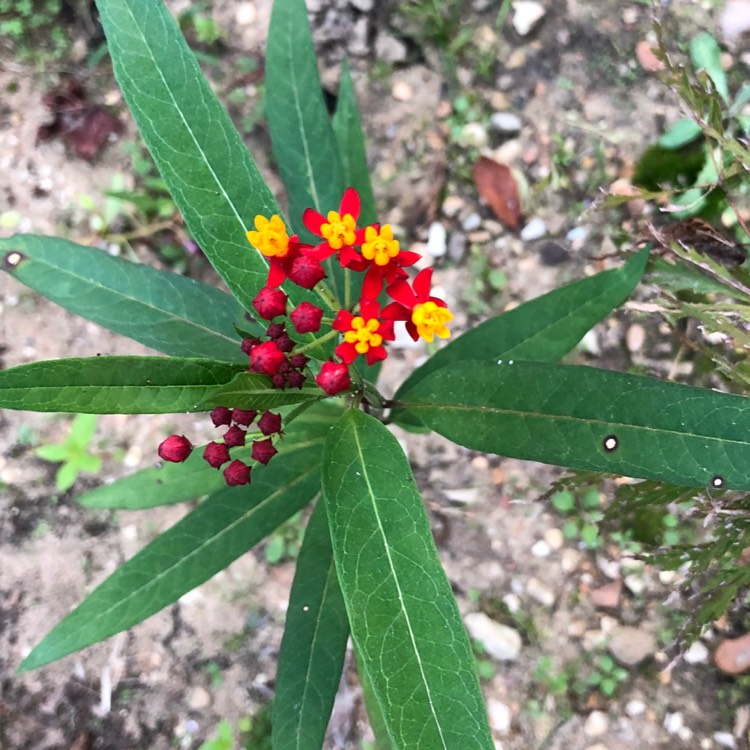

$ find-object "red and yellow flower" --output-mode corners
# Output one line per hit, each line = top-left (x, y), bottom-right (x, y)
(333, 298), (395, 365)
(246, 214), (304, 288)
(359, 224), (421, 299)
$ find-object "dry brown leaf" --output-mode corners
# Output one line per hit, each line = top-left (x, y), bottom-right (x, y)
(472, 156), (521, 230)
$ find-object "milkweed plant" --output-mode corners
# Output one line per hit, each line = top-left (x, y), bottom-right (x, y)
(3, 1), (750, 748)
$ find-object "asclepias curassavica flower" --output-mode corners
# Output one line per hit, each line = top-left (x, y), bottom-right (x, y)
(4, 1), (750, 747)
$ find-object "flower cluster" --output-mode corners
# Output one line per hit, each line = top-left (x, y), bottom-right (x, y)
(157, 188), (454, 478)
(246, 187), (454, 395)
(158, 406), (283, 486)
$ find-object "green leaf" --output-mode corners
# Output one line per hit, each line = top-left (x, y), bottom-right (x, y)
(95, 0), (285, 311)
(74, 453), (103, 474)
(77, 403), (340, 509)
(56, 463), (79, 493)
(20, 438), (325, 671)
(0, 234), (247, 362)
(332, 59), (378, 227)
(265, 0), (350, 305)
(35, 444), (71, 462)
(69, 413), (98, 447)
(322, 409), (493, 750)
(199, 372), (322, 411)
(657, 118), (703, 149)
(401, 360), (750, 491)
(392, 248), (649, 429)
(690, 32), (729, 103)
(272, 500), (349, 750)
(0, 357), (242, 413)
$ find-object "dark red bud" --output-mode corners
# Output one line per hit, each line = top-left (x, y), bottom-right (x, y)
(266, 322), (286, 339)
(290, 302), (324, 334)
(158, 434), (193, 463)
(252, 286), (287, 320)
(210, 405), (232, 427)
(223, 424), (247, 448)
(275, 333), (295, 353)
(240, 337), (260, 354)
(232, 408), (257, 426)
(287, 255), (326, 289)
(223, 459), (251, 486)
(203, 441), (230, 468)
(271, 372), (287, 389)
(252, 438), (278, 465)
(286, 370), (306, 389)
(250, 340), (287, 375)
(258, 410), (283, 436)
(316, 361), (352, 396)
(289, 353), (310, 369)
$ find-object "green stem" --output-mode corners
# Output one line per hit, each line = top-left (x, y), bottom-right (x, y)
(294, 327), (339, 355)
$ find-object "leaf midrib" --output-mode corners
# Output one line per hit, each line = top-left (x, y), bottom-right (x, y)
(349, 417), (449, 750)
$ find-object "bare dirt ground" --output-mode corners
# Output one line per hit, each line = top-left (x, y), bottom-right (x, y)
(2, 1), (749, 749)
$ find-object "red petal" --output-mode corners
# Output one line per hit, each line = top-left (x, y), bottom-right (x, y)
(333, 309), (353, 332)
(302, 208), (326, 235)
(366, 346), (387, 366)
(340, 244), (364, 268)
(405, 320), (419, 341)
(354, 223), (377, 245)
(335, 341), (358, 364)
(381, 301), (409, 321)
(413, 267), (433, 300)
(379, 320), (395, 340)
(340, 187), (360, 220)
(301, 241), (337, 261)
(386, 278), (417, 309)
(362, 266), (385, 300)
(397, 251), (421, 268)
(360, 297), (381, 320)
(266, 259), (286, 288)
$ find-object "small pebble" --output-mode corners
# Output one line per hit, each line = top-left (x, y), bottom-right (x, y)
(714, 632), (750, 675)
(664, 711), (684, 736)
(609, 626), (656, 666)
(376, 33), (407, 63)
(531, 540), (551, 558)
(683, 640), (709, 664)
(543, 527), (564, 550)
(349, 0), (373, 11)
(391, 81), (413, 101)
(427, 222), (447, 258)
(464, 612), (522, 661)
(235, 2), (257, 24)
(459, 122), (489, 148)
(442, 195), (465, 218)
(487, 699), (512, 734)
(566, 225), (589, 249)
(462, 212), (483, 231)
(625, 699), (646, 717)
(714, 731), (737, 748)
(626, 324), (646, 353)
(512, 0), (546, 36)
(490, 112), (523, 133)
(520, 217), (546, 242)
(447, 232), (468, 263)
(526, 577), (555, 607)
(443, 488), (479, 505)
(584, 711), (609, 738)
(538, 241), (569, 266)
(188, 686), (211, 710)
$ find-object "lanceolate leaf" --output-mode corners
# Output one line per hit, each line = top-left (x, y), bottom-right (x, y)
(401, 360), (750, 491)
(392, 248), (649, 429)
(272, 500), (349, 750)
(0, 235), (247, 362)
(78, 406), (334, 510)
(199, 372), (322, 411)
(0, 357), (242, 413)
(95, 0), (290, 311)
(265, 0), (351, 305)
(20, 437), (326, 671)
(332, 59), (378, 228)
(322, 409), (493, 750)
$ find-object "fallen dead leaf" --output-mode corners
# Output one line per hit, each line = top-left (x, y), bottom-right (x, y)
(472, 156), (522, 230)
(635, 40), (665, 72)
(715, 633), (750, 675)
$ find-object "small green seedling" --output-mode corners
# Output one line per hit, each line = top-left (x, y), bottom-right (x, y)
(35, 414), (102, 492)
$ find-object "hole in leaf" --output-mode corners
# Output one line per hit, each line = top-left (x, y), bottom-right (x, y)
(711, 475), (725, 489)
(603, 435), (619, 453)
(3, 251), (26, 269)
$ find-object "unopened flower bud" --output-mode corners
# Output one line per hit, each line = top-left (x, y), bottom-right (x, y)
(210, 406), (232, 427)
(250, 340), (286, 375)
(158, 434), (193, 463)
(258, 410), (283, 436)
(203, 441), (230, 468)
(253, 286), (287, 320)
(232, 408), (257, 426)
(224, 459), (251, 486)
(240, 337), (260, 354)
(271, 372), (287, 389)
(252, 438), (278, 465)
(266, 322), (286, 339)
(290, 302), (324, 334)
(275, 333), (295, 353)
(316, 361), (352, 396)
(288, 255), (326, 289)
(286, 370), (306, 389)
(223, 424), (247, 448)
(289, 353), (310, 369)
